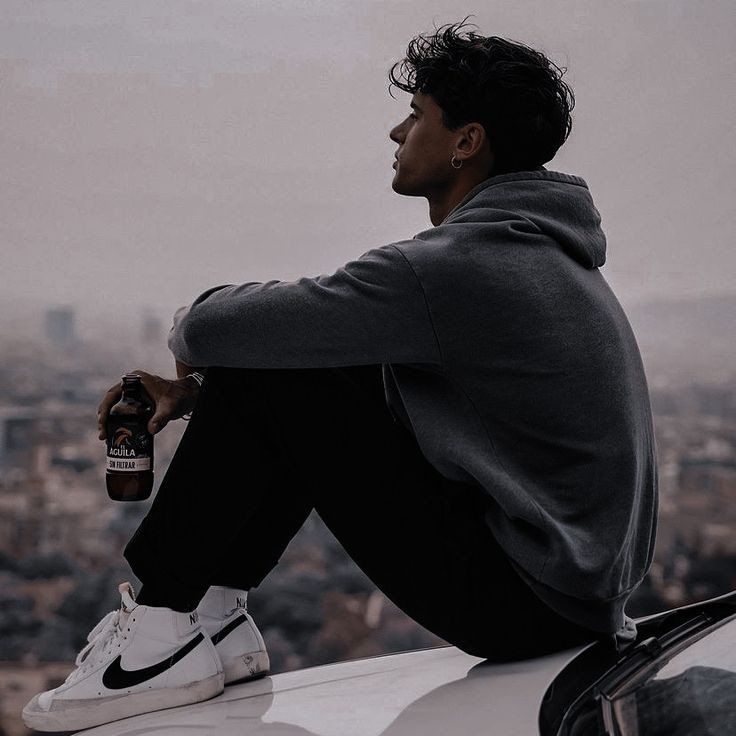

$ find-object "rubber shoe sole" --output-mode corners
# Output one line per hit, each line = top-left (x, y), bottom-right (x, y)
(22, 672), (224, 732)
(223, 650), (270, 686)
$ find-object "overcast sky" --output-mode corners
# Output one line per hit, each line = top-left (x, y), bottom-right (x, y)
(1, 0), (734, 330)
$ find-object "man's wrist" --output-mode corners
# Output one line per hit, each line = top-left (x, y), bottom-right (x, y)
(181, 372), (205, 420)
(185, 371), (205, 388)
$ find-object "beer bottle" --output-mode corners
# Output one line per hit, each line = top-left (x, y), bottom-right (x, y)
(105, 373), (154, 501)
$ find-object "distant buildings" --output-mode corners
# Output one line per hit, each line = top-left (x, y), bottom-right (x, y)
(44, 307), (76, 351)
(0, 406), (42, 477)
(0, 405), (91, 477)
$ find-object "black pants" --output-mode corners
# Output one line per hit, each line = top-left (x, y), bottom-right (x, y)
(124, 365), (601, 662)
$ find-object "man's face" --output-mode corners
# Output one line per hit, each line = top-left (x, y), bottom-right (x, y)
(389, 91), (459, 197)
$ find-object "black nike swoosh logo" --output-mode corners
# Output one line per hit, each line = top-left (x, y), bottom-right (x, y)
(102, 632), (204, 690)
(210, 614), (247, 646)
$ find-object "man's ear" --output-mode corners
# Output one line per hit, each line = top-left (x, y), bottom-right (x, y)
(456, 122), (488, 158)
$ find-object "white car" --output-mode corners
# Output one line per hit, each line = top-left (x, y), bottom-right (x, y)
(75, 589), (736, 736)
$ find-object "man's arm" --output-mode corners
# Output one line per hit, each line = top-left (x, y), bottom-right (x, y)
(167, 244), (442, 369)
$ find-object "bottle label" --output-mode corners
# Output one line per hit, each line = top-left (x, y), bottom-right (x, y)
(106, 456), (151, 471)
(106, 418), (153, 473)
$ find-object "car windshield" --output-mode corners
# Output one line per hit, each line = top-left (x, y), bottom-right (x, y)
(611, 616), (736, 735)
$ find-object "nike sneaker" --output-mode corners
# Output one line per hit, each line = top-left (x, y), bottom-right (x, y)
(22, 582), (224, 732)
(197, 586), (270, 685)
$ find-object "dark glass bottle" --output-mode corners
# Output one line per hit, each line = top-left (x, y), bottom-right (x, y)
(105, 373), (154, 501)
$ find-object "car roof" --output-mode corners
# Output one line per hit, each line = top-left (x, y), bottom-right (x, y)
(81, 643), (590, 736)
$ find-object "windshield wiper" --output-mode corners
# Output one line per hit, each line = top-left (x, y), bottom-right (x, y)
(593, 612), (713, 734)
(599, 611), (712, 693)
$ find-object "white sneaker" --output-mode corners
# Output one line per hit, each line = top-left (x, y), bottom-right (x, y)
(197, 586), (270, 685)
(22, 582), (224, 732)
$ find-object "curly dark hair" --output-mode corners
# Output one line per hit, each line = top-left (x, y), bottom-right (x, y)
(388, 17), (575, 174)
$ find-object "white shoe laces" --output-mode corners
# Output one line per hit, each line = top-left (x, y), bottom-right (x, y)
(65, 607), (128, 684)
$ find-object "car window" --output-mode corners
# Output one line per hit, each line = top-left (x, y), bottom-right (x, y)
(611, 617), (736, 735)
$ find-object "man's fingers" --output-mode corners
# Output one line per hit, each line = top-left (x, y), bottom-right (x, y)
(99, 372), (184, 438)
(148, 417), (169, 435)
(97, 383), (123, 440)
(148, 407), (172, 435)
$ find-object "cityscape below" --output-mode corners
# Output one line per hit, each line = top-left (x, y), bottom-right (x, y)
(1, 294), (735, 736)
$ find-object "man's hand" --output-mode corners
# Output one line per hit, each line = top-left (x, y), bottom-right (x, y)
(97, 369), (201, 440)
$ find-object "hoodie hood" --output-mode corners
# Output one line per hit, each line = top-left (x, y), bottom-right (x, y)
(442, 167), (607, 269)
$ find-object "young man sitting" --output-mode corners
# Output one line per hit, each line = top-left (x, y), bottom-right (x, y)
(24, 19), (658, 732)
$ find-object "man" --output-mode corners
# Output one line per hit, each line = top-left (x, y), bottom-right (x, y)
(24, 19), (658, 732)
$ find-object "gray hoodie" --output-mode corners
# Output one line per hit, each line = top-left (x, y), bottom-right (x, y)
(169, 167), (659, 642)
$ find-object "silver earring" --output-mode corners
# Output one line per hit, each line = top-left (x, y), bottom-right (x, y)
(450, 154), (463, 170)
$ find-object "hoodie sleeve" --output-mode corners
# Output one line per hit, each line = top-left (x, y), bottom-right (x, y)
(167, 244), (442, 369)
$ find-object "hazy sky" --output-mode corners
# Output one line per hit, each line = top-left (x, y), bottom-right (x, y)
(1, 0), (734, 328)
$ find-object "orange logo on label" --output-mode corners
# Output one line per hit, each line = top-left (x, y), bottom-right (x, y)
(114, 428), (133, 447)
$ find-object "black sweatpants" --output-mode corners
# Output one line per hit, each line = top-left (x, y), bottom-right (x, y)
(124, 364), (602, 662)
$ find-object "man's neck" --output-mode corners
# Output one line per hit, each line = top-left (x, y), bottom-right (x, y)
(427, 171), (494, 226)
